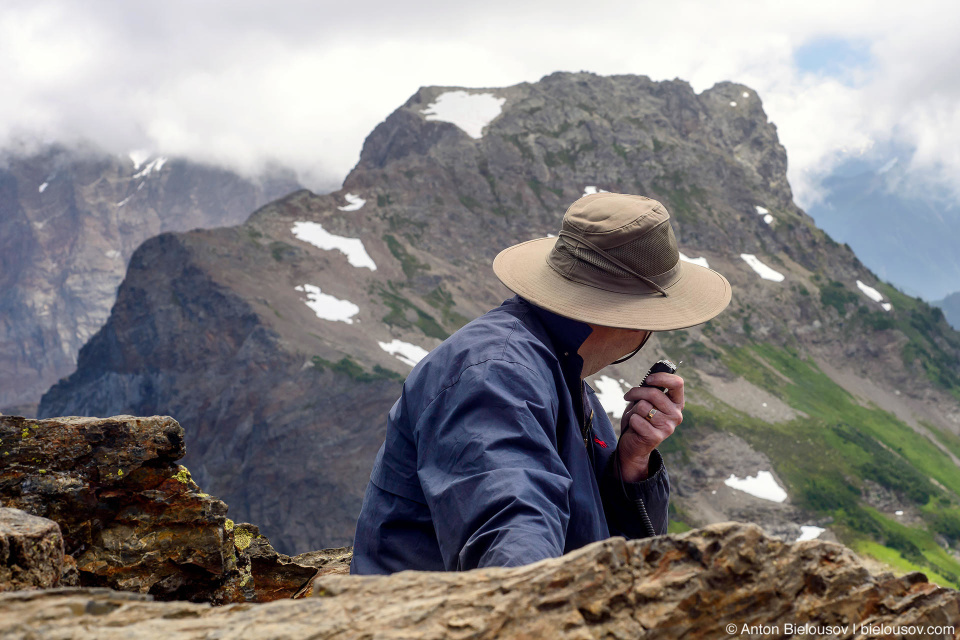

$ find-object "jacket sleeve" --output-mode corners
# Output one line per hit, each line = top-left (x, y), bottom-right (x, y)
(414, 359), (572, 571)
(598, 447), (671, 538)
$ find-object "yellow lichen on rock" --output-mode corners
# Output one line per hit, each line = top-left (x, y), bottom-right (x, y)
(174, 465), (193, 484)
(224, 519), (234, 532)
(234, 528), (253, 551)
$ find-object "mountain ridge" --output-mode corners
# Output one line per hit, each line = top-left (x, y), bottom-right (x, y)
(0, 143), (301, 416)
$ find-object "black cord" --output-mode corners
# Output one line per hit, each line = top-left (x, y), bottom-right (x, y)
(614, 430), (657, 538)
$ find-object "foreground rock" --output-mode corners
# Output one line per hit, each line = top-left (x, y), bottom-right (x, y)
(0, 508), (65, 591)
(0, 414), (330, 602)
(2, 523), (958, 639)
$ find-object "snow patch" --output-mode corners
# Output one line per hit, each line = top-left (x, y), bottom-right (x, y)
(594, 376), (628, 419)
(724, 471), (787, 502)
(133, 157), (167, 179)
(128, 150), (151, 170)
(856, 280), (884, 303)
(105, 250), (121, 259)
(582, 186), (609, 197)
(116, 195), (132, 207)
(881, 302), (893, 312)
(740, 254), (785, 282)
(679, 252), (709, 269)
(895, 510), (904, 516)
(38, 182), (48, 193)
(763, 214), (774, 224)
(755, 206), (769, 215)
(742, 91), (749, 98)
(729, 101), (737, 107)
(291, 221), (377, 270)
(338, 193), (366, 212)
(421, 91), (505, 139)
(378, 339), (429, 368)
(295, 284), (359, 324)
(797, 525), (825, 541)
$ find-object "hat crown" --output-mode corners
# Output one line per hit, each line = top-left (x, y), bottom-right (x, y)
(549, 193), (680, 294)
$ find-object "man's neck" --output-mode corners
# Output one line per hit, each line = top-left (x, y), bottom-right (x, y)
(578, 325), (650, 379)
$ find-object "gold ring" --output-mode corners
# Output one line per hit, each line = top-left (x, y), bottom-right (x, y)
(647, 407), (658, 421)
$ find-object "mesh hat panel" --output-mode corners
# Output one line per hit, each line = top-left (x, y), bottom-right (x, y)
(558, 220), (679, 279)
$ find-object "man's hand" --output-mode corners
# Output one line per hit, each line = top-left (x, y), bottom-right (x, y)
(618, 373), (684, 482)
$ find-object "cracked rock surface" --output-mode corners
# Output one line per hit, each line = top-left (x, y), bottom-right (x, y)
(2, 523), (958, 639)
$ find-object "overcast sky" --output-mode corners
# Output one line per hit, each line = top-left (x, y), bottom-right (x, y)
(2, 0), (958, 204)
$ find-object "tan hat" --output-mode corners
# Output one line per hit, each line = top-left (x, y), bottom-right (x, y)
(493, 192), (731, 330)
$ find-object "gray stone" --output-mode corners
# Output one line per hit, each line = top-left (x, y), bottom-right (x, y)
(0, 507), (64, 591)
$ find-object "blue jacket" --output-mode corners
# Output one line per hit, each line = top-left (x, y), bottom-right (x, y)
(350, 295), (670, 574)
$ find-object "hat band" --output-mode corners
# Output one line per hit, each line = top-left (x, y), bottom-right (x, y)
(547, 230), (682, 296)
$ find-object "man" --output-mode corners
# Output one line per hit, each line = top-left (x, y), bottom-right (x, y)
(351, 192), (731, 574)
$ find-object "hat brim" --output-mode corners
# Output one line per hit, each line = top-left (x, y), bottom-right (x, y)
(493, 237), (732, 331)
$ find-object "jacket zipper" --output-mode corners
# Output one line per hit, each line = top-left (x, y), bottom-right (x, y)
(578, 380), (594, 455)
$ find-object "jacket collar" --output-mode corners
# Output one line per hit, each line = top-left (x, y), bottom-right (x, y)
(517, 296), (593, 381)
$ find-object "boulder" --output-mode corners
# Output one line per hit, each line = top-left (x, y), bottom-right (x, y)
(0, 413), (347, 603)
(0, 414), (247, 602)
(232, 522), (318, 601)
(0, 508), (64, 591)
(2, 523), (958, 639)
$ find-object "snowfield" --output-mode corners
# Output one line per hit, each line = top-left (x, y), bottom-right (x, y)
(724, 471), (788, 502)
(291, 221), (377, 270)
(295, 284), (359, 324)
(378, 339), (429, 368)
(740, 254), (785, 282)
(421, 91), (506, 139)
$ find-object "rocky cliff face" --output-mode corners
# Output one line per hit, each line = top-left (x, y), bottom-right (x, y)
(0, 144), (300, 415)
(37, 72), (960, 573)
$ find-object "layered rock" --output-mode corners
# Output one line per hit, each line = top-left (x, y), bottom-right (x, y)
(0, 508), (65, 591)
(0, 414), (251, 602)
(2, 523), (958, 639)
(0, 144), (301, 416)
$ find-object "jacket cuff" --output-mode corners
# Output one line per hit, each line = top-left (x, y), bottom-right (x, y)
(600, 448), (670, 538)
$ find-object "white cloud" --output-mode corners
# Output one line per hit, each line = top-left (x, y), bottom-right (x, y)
(1, 0), (958, 203)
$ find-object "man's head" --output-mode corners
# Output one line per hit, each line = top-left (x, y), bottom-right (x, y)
(493, 192), (731, 331)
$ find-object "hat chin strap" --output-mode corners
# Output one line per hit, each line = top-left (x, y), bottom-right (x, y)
(610, 331), (652, 365)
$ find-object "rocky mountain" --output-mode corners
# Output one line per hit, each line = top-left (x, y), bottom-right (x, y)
(37, 72), (960, 585)
(0, 144), (300, 416)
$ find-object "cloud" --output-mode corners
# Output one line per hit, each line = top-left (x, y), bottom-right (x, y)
(2, 0), (959, 202)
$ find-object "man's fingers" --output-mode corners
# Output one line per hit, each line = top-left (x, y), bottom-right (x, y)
(625, 398), (681, 435)
(624, 385), (681, 416)
(624, 373), (684, 409)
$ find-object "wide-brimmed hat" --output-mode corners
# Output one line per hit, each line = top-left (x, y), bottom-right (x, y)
(493, 192), (731, 331)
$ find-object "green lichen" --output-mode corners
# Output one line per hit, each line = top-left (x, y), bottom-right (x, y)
(21, 428), (29, 438)
(224, 519), (235, 532)
(38, 469), (46, 474)
(234, 528), (253, 551)
(117, 469), (123, 477)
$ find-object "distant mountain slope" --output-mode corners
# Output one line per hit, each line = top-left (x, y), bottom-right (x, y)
(805, 159), (960, 301)
(0, 145), (300, 415)
(38, 73), (960, 583)
(934, 291), (960, 331)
